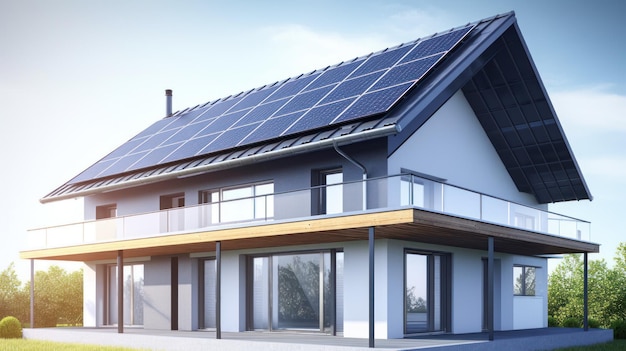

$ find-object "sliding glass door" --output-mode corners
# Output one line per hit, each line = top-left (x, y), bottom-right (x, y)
(404, 250), (450, 334)
(107, 264), (144, 326)
(249, 250), (343, 333)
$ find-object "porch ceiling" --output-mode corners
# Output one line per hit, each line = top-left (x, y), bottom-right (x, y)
(20, 208), (599, 262)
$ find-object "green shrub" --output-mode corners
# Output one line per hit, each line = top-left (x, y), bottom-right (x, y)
(562, 317), (581, 328)
(588, 318), (601, 328)
(610, 320), (626, 339)
(548, 316), (559, 327)
(0, 316), (22, 339)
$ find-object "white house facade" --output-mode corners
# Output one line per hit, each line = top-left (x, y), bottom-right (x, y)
(22, 12), (597, 343)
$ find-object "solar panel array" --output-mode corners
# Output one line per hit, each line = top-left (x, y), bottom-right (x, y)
(69, 25), (473, 184)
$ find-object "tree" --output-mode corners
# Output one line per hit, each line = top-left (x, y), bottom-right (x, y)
(23, 265), (83, 327)
(548, 245), (626, 328)
(0, 263), (29, 323)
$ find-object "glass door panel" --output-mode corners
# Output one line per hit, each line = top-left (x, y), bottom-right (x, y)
(252, 257), (270, 329)
(273, 253), (321, 330)
(203, 259), (216, 329)
(249, 251), (342, 333)
(405, 253), (428, 333)
(405, 252), (447, 334)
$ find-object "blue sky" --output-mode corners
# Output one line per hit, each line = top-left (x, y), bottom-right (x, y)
(1, 0), (624, 278)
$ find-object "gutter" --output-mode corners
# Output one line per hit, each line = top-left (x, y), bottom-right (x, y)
(41, 124), (401, 204)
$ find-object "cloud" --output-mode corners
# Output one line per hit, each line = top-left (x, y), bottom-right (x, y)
(550, 86), (626, 131)
(259, 24), (389, 77)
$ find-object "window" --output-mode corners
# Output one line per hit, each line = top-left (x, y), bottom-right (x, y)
(160, 193), (185, 210)
(400, 171), (443, 210)
(199, 182), (274, 224)
(514, 213), (535, 231)
(401, 175), (425, 207)
(96, 204), (117, 219)
(160, 193), (185, 231)
(513, 266), (536, 296)
(312, 169), (343, 215)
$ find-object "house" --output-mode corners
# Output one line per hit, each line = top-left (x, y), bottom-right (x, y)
(21, 11), (599, 343)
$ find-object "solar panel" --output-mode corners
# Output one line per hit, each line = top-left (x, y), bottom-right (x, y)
(69, 24), (474, 184)
(233, 98), (289, 127)
(320, 71), (384, 104)
(284, 98), (356, 135)
(240, 111), (306, 145)
(333, 83), (413, 124)
(275, 85), (335, 116)
(303, 61), (361, 91)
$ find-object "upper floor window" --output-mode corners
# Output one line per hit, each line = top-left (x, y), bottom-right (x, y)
(313, 169), (343, 215)
(160, 193), (185, 210)
(96, 204), (117, 219)
(513, 265), (536, 296)
(199, 182), (274, 224)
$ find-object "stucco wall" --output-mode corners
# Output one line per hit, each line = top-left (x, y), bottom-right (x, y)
(388, 90), (543, 208)
(143, 257), (172, 330)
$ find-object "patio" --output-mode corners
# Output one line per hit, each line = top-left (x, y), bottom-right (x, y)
(24, 327), (613, 351)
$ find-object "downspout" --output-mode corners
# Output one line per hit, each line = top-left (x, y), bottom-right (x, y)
(333, 141), (367, 211)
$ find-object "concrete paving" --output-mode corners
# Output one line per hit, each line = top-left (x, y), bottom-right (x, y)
(23, 327), (614, 351)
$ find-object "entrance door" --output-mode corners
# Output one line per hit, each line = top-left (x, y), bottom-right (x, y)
(404, 251), (450, 334)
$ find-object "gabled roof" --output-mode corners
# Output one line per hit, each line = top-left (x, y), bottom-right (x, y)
(42, 12), (592, 204)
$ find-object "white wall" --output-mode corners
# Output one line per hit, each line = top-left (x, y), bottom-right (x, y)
(177, 256), (198, 331)
(388, 91), (543, 208)
(451, 249), (484, 334)
(82, 263), (98, 327)
(219, 252), (246, 332)
(342, 239), (413, 339)
(499, 255), (548, 330)
(143, 257), (172, 330)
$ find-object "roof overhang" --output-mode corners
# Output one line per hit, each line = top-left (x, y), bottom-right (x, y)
(20, 208), (599, 262)
(386, 13), (592, 204)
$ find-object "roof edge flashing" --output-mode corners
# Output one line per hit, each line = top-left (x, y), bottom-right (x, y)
(40, 124), (400, 204)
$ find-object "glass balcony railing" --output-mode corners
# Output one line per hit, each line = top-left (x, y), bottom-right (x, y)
(26, 174), (591, 250)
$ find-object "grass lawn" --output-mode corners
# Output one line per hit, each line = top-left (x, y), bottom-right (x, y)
(0, 339), (148, 351)
(555, 340), (626, 351)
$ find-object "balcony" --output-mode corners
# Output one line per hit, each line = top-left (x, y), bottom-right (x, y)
(26, 174), (591, 252)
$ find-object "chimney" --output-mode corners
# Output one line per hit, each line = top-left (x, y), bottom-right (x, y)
(165, 89), (173, 117)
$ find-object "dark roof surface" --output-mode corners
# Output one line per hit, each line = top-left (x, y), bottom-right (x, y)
(43, 12), (592, 204)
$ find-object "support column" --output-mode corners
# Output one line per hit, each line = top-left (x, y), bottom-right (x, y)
(583, 252), (589, 331)
(216, 241), (222, 339)
(117, 250), (124, 334)
(369, 227), (375, 348)
(30, 259), (34, 328)
(487, 237), (494, 341)
(330, 249), (337, 336)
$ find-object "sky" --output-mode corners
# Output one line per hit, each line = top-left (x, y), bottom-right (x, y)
(1, 0), (625, 280)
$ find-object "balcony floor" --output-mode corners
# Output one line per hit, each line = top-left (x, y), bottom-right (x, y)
(24, 327), (613, 351)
